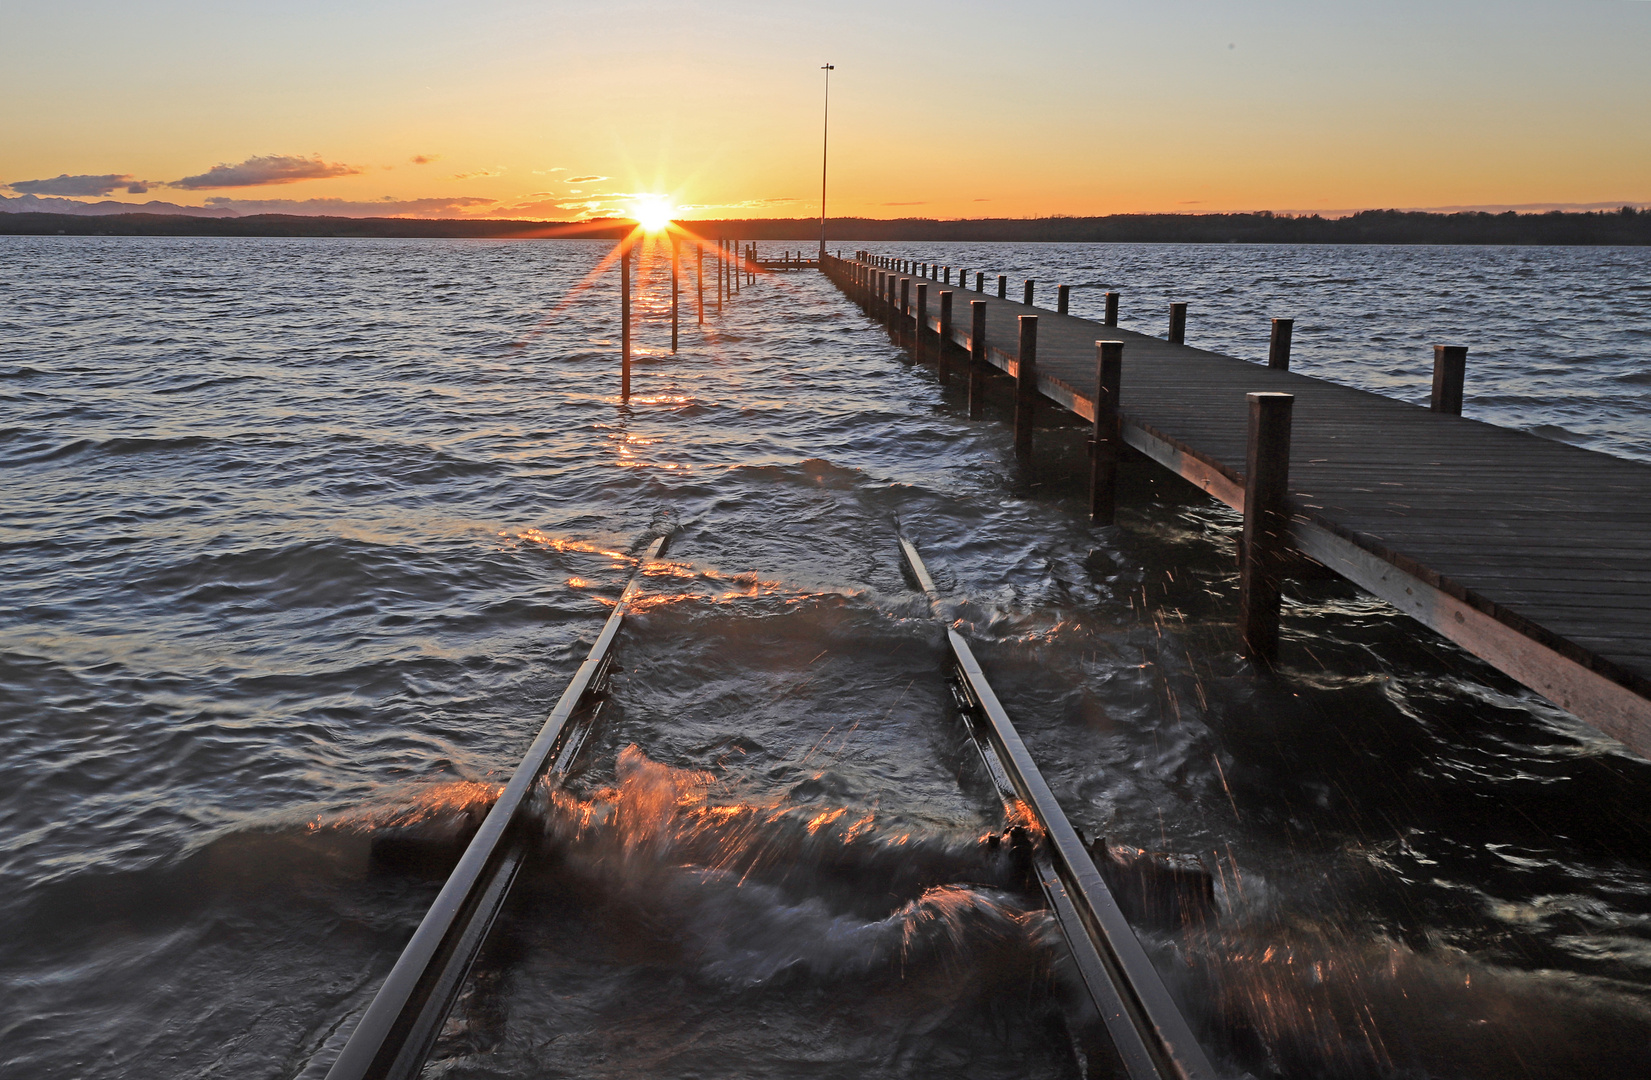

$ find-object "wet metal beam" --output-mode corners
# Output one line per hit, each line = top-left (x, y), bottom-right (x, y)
(898, 536), (1217, 1080)
(325, 535), (670, 1080)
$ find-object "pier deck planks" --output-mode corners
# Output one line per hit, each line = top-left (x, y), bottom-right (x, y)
(828, 258), (1651, 756)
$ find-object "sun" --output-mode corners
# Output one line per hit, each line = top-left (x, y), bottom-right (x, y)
(630, 196), (674, 232)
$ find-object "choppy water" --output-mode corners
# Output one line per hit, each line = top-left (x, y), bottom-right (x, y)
(2, 235), (1649, 1079)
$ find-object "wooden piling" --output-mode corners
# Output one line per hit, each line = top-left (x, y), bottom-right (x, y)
(944, 266), (951, 284)
(670, 233), (679, 353)
(997, 274), (1008, 299)
(975, 272), (985, 293)
(900, 277), (912, 349)
(1058, 285), (1070, 315)
(716, 239), (724, 313)
(1168, 302), (1187, 345)
(937, 289), (953, 386)
(1015, 315), (1038, 457)
(1105, 291), (1119, 326)
(1091, 341), (1124, 524)
(1240, 392), (1295, 664)
(915, 281), (928, 365)
(1269, 318), (1294, 371)
(620, 241), (632, 400)
(969, 300), (987, 419)
(1432, 345), (1468, 415)
(1023, 279), (1034, 306)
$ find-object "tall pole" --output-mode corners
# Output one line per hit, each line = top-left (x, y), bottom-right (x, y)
(670, 232), (679, 353)
(819, 63), (833, 258)
(620, 237), (631, 401)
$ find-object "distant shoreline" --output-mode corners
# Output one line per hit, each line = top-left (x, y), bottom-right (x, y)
(3, 208), (1648, 245)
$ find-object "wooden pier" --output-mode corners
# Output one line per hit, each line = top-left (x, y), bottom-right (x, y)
(824, 254), (1651, 760)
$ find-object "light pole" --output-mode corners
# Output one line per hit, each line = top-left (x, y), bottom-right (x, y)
(819, 63), (833, 259)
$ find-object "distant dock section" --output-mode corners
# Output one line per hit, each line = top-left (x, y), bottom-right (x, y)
(825, 253), (1651, 760)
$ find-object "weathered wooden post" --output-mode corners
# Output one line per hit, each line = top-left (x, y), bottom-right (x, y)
(969, 300), (987, 419)
(620, 240), (632, 401)
(915, 281), (929, 365)
(1269, 318), (1293, 370)
(1168, 302), (1188, 344)
(944, 266), (951, 284)
(997, 274), (1008, 299)
(1240, 392), (1295, 664)
(1015, 315), (1038, 458)
(1023, 279), (1034, 306)
(1091, 340), (1124, 524)
(1431, 345), (1468, 414)
(899, 277), (912, 349)
(1105, 291), (1119, 326)
(734, 240), (740, 294)
(716, 239), (724, 313)
(670, 233), (680, 353)
(975, 271), (985, 293)
(1058, 285), (1070, 315)
(937, 289), (953, 386)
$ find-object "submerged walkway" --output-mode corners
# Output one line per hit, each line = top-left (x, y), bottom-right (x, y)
(824, 254), (1651, 760)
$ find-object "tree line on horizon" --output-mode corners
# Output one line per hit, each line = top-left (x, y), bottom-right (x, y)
(3, 207), (1647, 244)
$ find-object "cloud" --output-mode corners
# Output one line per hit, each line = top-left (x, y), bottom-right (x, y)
(410, 154), (440, 165)
(451, 167), (505, 180)
(199, 195), (497, 217)
(7, 173), (153, 197)
(563, 175), (607, 183)
(171, 154), (360, 190)
(0, 193), (235, 216)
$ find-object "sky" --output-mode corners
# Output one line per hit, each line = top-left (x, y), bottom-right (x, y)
(2, 0), (1649, 220)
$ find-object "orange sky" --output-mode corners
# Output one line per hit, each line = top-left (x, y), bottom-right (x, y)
(3, 1), (1648, 220)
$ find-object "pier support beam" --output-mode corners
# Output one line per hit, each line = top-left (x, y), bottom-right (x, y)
(1015, 315), (1038, 458)
(975, 272), (985, 293)
(1168, 302), (1187, 345)
(670, 234), (679, 353)
(1432, 345), (1468, 414)
(1023, 279), (1034, 306)
(900, 277), (912, 350)
(696, 242), (704, 325)
(1105, 291), (1119, 327)
(998, 274), (1008, 299)
(1269, 318), (1293, 370)
(937, 290), (953, 386)
(1091, 341), (1124, 524)
(1058, 285), (1070, 315)
(915, 281), (928, 365)
(969, 300), (988, 419)
(1240, 392), (1295, 664)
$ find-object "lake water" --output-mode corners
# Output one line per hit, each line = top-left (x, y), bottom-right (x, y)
(2, 235), (1649, 1079)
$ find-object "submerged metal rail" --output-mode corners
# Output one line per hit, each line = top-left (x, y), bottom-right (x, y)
(325, 535), (669, 1080)
(898, 537), (1217, 1080)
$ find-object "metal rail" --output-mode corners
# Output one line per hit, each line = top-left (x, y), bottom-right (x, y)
(898, 537), (1219, 1080)
(325, 534), (670, 1080)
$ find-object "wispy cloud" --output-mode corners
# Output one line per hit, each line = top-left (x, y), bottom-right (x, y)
(451, 167), (505, 180)
(7, 173), (152, 197)
(409, 154), (440, 165)
(171, 154), (360, 190)
(564, 174), (607, 184)
(0, 193), (232, 216)
(200, 195), (498, 216)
